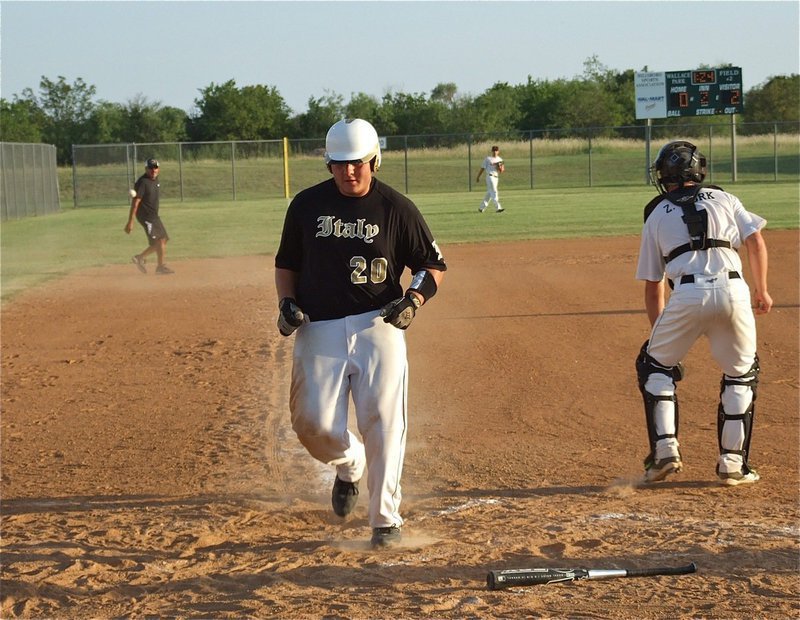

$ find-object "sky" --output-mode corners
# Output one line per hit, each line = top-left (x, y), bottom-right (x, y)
(1, 0), (798, 116)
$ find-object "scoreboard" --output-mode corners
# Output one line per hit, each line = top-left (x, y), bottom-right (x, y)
(635, 67), (744, 119)
(665, 67), (743, 117)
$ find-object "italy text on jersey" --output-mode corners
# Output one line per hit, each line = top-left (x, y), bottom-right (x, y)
(315, 216), (379, 244)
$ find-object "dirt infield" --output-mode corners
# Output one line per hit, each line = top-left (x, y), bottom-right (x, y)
(2, 231), (798, 619)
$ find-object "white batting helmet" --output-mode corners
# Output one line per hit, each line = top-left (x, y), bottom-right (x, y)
(324, 119), (381, 171)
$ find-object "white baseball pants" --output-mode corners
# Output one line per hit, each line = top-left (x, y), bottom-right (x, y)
(482, 175), (501, 211)
(646, 274), (757, 472)
(289, 309), (408, 528)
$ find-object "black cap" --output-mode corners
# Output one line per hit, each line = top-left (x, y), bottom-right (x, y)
(145, 158), (159, 169)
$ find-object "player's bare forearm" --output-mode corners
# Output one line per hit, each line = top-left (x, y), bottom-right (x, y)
(124, 201), (139, 233)
(275, 267), (299, 300)
(644, 279), (665, 326)
(744, 231), (772, 314)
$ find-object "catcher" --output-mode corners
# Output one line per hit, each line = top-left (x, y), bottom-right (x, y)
(635, 140), (771, 486)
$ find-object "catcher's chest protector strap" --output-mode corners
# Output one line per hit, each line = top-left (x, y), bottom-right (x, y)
(663, 186), (731, 264)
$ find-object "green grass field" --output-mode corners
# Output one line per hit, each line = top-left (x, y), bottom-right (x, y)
(2, 183), (798, 302)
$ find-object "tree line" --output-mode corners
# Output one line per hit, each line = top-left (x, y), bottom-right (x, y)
(1, 57), (797, 164)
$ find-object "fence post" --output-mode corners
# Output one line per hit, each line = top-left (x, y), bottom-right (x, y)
(529, 131), (534, 190)
(178, 143), (184, 202)
(71, 145), (78, 208)
(468, 136), (473, 192)
(731, 114), (738, 183)
(33, 144), (42, 216)
(283, 137), (290, 200)
(230, 141), (236, 201)
(644, 120), (652, 185)
(126, 144), (132, 190)
(588, 134), (593, 188)
(773, 123), (778, 181)
(404, 136), (409, 195)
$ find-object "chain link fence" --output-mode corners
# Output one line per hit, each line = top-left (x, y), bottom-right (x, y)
(69, 121), (799, 208)
(1, 143), (61, 221)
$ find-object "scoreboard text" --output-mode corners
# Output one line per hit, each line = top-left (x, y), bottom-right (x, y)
(665, 67), (743, 117)
(634, 67), (743, 120)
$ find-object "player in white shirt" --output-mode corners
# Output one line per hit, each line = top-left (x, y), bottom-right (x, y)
(476, 145), (505, 213)
(635, 140), (772, 486)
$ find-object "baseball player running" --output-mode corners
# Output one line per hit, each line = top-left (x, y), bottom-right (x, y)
(635, 140), (771, 486)
(274, 119), (446, 548)
(476, 145), (505, 213)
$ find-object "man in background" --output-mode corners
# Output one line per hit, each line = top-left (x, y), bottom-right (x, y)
(125, 158), (174, 275)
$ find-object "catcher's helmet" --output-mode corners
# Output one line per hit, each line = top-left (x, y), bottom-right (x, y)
(145, 158), (160, 169)
(324, 119), (381, 171)
(649, 141), (706, 194)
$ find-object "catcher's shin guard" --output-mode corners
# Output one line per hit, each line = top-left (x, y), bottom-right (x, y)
(636, 342), (682, 464)
(717, 356), (759, 472)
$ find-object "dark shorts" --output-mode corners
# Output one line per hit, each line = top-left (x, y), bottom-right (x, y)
(138, 216), (169, 245)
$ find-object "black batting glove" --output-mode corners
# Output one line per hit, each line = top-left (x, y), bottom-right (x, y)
(277, 297), (307, 336)
(380, 293), (421, 330)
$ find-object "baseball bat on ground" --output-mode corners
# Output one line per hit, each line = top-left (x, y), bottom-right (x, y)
(486, 562), (696, 590)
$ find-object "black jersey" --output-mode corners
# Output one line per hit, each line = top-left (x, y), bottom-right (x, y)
(275, 178), (446, 322)
(133, 174), (160, 222)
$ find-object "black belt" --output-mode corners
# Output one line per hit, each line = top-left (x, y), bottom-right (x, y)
(679, 271), (740, 285)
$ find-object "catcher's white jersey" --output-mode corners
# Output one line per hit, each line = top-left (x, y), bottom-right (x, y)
(636, 186), (766, 377)
(636, 188), (765, 283)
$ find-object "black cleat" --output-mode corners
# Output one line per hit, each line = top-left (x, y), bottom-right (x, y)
(371, 526), (402, 548)
(331, 476), (359, 517)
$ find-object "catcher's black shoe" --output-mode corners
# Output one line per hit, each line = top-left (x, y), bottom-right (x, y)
(331, 476), (359, 517)
(371, 525), (401, 548)
(644, 455), (683, 483)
